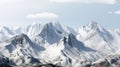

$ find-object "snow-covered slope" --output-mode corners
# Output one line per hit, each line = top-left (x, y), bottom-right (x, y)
(76, 21), (118, 53)
(0, 22), (120, 67)
(26, 23), (43, 38)
(0, 34), (42, 65)
(38, 33), (103, 67)
(0, 27), (14, 41)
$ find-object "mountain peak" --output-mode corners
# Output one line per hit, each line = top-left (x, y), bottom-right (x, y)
(6, 33), (31, 44)
(39, 22), (62, 44)
(88, 21), (98, 26)
(63, 33), (85, 48)
(43, 22), (56, 29)
(84, 21), (98, 29)
(82, 21), (104, 32)
(45, 22), (62, 27)
(46, 22), (53, 26)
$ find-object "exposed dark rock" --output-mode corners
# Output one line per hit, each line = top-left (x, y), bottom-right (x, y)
(34, 64), (62, 67)
(0, 64), (12, 67)
(83, 63), (92, 67)
(30, 57), (40, 64)
(92, 59), (110, 67)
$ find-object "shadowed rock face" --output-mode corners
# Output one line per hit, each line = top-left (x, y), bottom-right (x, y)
(91, 55), (120, 67)
(34, 64), (61, 67)
(92, 59), (110, 67)
(63, 33), (95, 52)
(5, 34), (33, 45)
(0, 64), (12, 67)
(0, 53), (15, 66)
(39, 23), (62, 44)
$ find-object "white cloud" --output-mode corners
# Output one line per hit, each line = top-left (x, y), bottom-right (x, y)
(26, 12), (59, 19)
(114, 10), (120, 14)
(0, 0), (19, 5)
(49, 0), (117, 4)
(108, 10), (120, 15)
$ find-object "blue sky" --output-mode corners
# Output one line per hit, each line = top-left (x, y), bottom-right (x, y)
(0, 0), (120, 29)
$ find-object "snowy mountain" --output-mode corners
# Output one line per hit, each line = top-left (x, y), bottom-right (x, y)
(0, 34), (43, 66)
(38, 23), (63, 44)
(76, 21), (118, 53)
(0, 22), (120, 67)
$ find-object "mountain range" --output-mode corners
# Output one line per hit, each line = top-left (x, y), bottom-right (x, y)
(0, 21), (120, 67)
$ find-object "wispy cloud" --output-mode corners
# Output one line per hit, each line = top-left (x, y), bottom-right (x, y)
(26, 12), (59, 19)
(114, 10), (120, 14)
(0, 0), (19, 5)
(108, 10), (120, 15)
(49, 0), (117, 4)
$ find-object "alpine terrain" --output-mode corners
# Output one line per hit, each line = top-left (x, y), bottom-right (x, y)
(0, 22), (120, 67)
